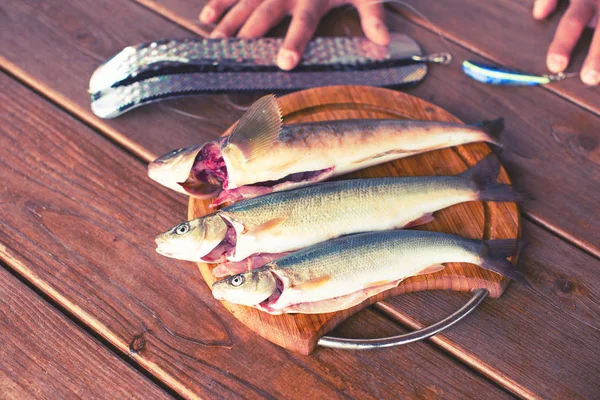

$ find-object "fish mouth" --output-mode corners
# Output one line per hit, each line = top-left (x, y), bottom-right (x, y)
(148, 145), (205, 195)
(155, 139), (335, 204)
(257, 272), (284, 312)
(155, 247), (175, 258)
(212, 285), (225, 300)
(176, 141), (228, 199)
(154, 222), (237, 262)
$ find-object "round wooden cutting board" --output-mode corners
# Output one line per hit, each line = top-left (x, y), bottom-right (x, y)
(188, 85), (520, 355)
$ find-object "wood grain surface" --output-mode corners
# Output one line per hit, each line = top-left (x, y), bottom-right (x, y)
(190, 85), (520, 354)
(389, 0), (600, 116)
(0, 74), (514, 399)
(0, 267), (172, 400)
(1, 0), (599, 397)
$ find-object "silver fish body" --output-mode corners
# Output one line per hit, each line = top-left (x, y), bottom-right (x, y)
(211, 230), (527, 314)
(148, 95), (503, 205)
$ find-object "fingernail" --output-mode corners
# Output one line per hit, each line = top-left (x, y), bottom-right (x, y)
(547, 54), (567, 73)
(371, 17), (385, 34)
(582, 69), (599, 86)
(277, 49), (298, 70)
(533, 0), (544, 19)
(210, 30), (226, 39)
(366, 17), (390, 45)
(200, 6), (215, 23)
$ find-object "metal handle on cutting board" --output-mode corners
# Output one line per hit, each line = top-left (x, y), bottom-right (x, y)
(317, 288), (489, 350)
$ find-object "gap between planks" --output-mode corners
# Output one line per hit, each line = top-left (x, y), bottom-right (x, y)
(0, 258), (184, 400)
(0, 57), (158, 163)
(373, 304), (534, 400)
(0, 244), (197, 400)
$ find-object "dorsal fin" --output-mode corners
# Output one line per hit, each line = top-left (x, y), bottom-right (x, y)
(222, 94), (282, 161)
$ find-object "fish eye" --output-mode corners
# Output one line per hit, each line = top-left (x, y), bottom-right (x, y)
(230, 274), (245, 287)
(175, 223), (190, 235)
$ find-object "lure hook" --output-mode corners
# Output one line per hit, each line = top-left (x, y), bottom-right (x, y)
(545, 72), (579, 82)
(412, 52), (452, 65)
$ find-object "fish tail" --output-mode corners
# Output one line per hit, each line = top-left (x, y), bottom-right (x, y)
(473, 118), (504, 148)
(481, 239), (530, 287)
(460, 155), (523, 202)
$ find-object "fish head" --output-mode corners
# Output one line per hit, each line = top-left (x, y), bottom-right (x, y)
(155, 215), (228, 261)
(148, 145), (203, 195)
(212, 268), (277, 306)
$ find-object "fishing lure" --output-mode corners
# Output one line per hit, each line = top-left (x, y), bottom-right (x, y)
(462, 60), (577, 86)
(89, 34), (450, 118)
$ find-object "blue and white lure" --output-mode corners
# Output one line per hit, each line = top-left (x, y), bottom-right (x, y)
(462, 60), (577, 86)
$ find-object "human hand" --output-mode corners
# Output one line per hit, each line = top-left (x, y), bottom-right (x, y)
(533, 0), (599, 86)
(199, 0), (390, 70)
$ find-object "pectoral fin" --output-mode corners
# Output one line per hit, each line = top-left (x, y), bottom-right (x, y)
(290, 275), (331, 291)
(222, 94), (282, 161)
(249, 216), (288, 235)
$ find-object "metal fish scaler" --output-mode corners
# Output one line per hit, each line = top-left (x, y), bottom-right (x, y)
(148, 94), (504, 206)
(89, 34), (450, 118)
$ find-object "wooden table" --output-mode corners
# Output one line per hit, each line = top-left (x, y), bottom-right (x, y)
(1, 1), (598, 398)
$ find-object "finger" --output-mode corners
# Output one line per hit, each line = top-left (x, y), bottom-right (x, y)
(200, 0), (238, 24)
(532, 0), (558, 20)
(546, 2), (595, 73)
(210, 0), (263, 38)
(581, 22), (600, 85)
(238, 0), (289, 38)
(354, 0), (390, 45)
(277, 2), (328, 70)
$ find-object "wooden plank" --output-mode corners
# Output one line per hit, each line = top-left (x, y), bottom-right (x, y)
(2, 1), (598, 395)
(379, 221), (600, 400)
(0, 267), (172, 400)
(0, 74), (512, 398)
(388, 0), (600, 116)
(2, 0), (598, 254)
(117, 2), (600, 398)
